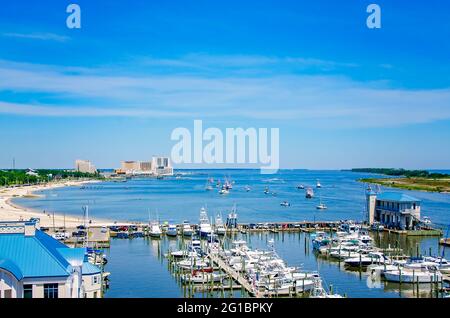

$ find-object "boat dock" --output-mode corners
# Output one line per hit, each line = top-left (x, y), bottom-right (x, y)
(207, 253), (258, 297)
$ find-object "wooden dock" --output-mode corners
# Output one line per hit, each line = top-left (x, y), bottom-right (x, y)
(208, 253), (260, 297)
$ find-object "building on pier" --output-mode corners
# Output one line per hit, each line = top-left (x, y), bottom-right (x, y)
(0, 220), (102, 298)
(366, 190), (421, 230)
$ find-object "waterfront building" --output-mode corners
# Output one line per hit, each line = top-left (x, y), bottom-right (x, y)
(151, 156), (173, 176)
(366, 190), (421, 230)
(120, 160), (141, 173)
(0, 220), (102, 298)
(140, 161), (152, 172)
(75, 160), (97, 174)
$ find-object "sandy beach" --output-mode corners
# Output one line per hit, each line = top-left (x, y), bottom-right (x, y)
(0, 180), (115, 227)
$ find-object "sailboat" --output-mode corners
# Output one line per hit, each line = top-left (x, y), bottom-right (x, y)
(316, 195), (327, 210)
(198, 207), (212, 238)
(205, 177), (214, 191)
(215, 213), (226, 235)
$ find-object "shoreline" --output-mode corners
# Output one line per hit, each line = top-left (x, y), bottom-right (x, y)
(0, 179), (122, 227)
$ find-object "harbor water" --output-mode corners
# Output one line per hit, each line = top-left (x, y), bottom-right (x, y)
(13, 169), (450, 298)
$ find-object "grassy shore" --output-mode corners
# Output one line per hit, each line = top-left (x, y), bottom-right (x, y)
(359, 177), (450, 193)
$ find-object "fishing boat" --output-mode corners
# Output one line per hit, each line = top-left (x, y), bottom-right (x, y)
(182, 220), (193, 236)
(198, 207), (212, 238)
(309, 278), (344, 298)
(149, 220), (162, 238)
(181, 272), (224, 284)
(305, 187), (314, 199)
(166, 223), (178, 237)
(215, 214), (226, 235)
(344, 252), (388, 267)
(384, 267), (442, 283)
(280, 201), (290, 207)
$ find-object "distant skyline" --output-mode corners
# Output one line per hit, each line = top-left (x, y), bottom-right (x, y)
(1, 1), (450, 169)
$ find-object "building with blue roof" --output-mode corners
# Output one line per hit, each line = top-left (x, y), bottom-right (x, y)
(0, 220), (102, 298)
(366, 189), (421, 230)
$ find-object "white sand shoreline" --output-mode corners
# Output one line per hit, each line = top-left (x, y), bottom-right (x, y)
(0, 180), (123, 227)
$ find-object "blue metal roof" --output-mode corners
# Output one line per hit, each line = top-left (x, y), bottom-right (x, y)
(0, 232), (70, 278)
(376, 192), (420, 202)
(0, 229), (101, 279)
(0, 258), (23, 280)
(82, 261), (101, 275)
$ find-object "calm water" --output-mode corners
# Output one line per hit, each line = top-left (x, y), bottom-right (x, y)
(14, 169), (450, 226)
(14, 169), (450, 298)
(103, 232), (446, 298)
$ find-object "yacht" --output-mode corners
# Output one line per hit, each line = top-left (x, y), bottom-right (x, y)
(219, 186), (229, 195)
(344, 252), (388, 267)
(166, 223), (178, 237)
(198, 207), (212, 238)
(149, 221), (162, 238)
(182, 220), (193, 237)
(384, 267), (442, 283)
(215, 214), (226, 235)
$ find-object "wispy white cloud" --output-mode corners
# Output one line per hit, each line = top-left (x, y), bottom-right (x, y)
(0, 57), (449, 128)
(2, 32), (70, 42)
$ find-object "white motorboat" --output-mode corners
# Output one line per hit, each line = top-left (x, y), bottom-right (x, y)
(309, 278), (344, 298)
(305, 187), (314, 198)
(182, 220), (193, 236)
(384, 268), (442, 283)
(316, 180), (322, 188)
(198, 207), (212, 238)
(177, 258), (210, 270)
(215, 213), (226, 235)
(149, 221), (162, 238)
(297, 184), (305, 190)
(244, 185), (251, 192)
(422, 216), (432, 225)
(170, 250), (198, 259)
(280, 201), (290, 207)
(166, 223), (178, 237)
(344, 252), (388, 267)
(264, 187), (270, 194)
(181, 272), (224, 284)
(219, 187), (229, 195)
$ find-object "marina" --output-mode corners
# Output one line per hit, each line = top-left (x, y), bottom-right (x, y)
(4, 169), (450, 298)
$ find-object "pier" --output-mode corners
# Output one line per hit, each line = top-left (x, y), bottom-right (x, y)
(207, 252), (258, 297)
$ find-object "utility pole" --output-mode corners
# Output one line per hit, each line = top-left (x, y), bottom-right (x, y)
(12, 157), (15, 170)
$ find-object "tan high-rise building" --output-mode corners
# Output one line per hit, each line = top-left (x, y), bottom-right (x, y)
(75, 160), (97, 174)
(120, 161), (141, 173)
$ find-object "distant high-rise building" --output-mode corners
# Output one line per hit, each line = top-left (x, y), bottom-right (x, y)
(140, 161), (152, 172)
(75, 160), (97, 174)
(151, 156), (173, 176)
(120, 161), (141, 173)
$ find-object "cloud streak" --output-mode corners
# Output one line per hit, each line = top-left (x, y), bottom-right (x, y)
(2, 32), (70, 42)
(0, 57), (449, 128)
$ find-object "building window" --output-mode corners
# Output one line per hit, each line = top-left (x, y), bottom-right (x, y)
(23, 284), (33, 298)
(94, 291), (98, 298)
(44, 283), (59, 298)
(93, 275), (99, 284)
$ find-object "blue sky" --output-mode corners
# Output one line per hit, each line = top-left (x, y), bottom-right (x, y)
(0, 0), (450, 169)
